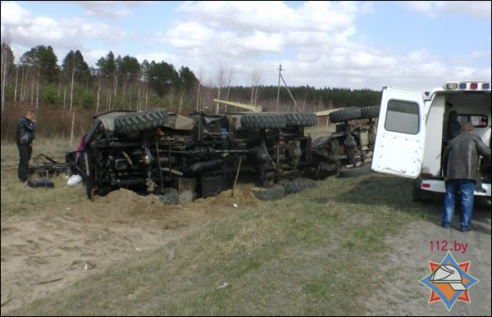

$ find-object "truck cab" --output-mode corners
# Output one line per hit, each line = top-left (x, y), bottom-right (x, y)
(371, 81), (491, 202)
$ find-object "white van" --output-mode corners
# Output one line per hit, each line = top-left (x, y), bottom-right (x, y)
(371, 81), (491, 202)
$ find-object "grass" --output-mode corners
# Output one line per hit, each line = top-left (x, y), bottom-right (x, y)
(1, 137), (86, 219)
(2, 137), (434, 316)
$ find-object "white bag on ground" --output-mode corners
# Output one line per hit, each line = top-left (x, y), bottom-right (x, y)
(67, 174), (82, 186)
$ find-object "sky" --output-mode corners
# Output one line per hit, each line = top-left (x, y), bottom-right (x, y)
(1, 1), (491, 92)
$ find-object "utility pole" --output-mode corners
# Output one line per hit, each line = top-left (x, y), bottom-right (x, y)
(70, 62), (75, 113)
(276, 64), (297, 112)
(276, 64), (282, 112)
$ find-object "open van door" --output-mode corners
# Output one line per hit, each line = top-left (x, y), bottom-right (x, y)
(371, 87), (426, 178)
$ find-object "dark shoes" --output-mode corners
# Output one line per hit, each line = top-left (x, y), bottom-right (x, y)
(441, 221), (472, 232)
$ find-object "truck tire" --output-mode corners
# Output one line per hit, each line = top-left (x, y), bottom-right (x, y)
(86, 181), (111, 200)
(338, 163), (372, 178)
(251, 184), (286, 201)
(159, 188), (179, 205)
(86, 181), (97, 200)
(279, 178), (317, 194)
(283, 112), (318, 127)
(114, 109), (169, 133)
(241, 113), (287, 129)
(360, 106), (380, 119)
(329, 107), (362, 123)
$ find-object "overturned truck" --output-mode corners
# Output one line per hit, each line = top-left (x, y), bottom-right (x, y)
(74, 106), (378, 203)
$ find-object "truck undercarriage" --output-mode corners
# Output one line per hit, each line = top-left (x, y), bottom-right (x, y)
(72, 106), (379, 203)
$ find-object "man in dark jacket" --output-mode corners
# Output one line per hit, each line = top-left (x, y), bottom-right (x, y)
(16, 110), (36, 185)
(441, 122), (491, 232)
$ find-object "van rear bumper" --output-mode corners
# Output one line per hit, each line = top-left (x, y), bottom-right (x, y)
(420, 179), (491, 197)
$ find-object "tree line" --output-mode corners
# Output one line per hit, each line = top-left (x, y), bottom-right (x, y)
(1, 42), (200, 115)
(1, 42), (382, 141)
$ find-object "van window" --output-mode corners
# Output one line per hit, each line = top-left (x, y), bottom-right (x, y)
(384, 100), (419, 134)
(457, 114), (488, 128)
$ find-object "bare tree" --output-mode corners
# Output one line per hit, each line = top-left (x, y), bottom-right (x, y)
(203, 76), (215, 112)
(35, 68), (40, 113)
(96, 75), (101, 114)
(20, 67), (28, 102)
(63, 86), (67, 108)
(13, 66), (19, 104)
(195, 67), (204, 110)
(250, 69), (262, 106)
(69, 61), (76, 113)
(30, 71), (35, 107)
(1, 40), (15, 113)
(215, 65), (226, 113)
(144, 80), (149, 110)
(225, 66), (235, 112)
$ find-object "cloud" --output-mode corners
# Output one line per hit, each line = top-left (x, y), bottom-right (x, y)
(54, 1), (148, 18)
(0, 1), (489, 92)
(405, 1), (491, 19)
(177, 1), (363, 34)
(437, 1), (491, 19)
(453, 50), (491, 65)
(1, 2), (129, 62)
(0, 2), (32, 26)
(165, 1), (365, 81)
(164, 22), (214, 48)
(242, 31), (283, 53)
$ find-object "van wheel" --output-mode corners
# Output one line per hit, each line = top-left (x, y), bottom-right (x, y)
(432, 192), (444, 205)
(421, 190), (433, 204)
(412, 180), (423, 203)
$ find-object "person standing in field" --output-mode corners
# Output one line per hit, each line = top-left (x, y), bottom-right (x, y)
(16, 109), (37, 185)
(441, 122), (491, 232)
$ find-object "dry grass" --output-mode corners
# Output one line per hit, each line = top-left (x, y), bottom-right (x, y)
(2, 137), (434, 315)
(1, 137), (86, 218)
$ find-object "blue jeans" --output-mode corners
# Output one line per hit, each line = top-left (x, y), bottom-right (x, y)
(441, 179), (475, 230)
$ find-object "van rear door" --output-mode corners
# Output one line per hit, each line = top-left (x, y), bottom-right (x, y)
(371, 87), (426, 178)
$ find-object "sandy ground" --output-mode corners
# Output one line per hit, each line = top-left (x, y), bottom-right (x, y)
(1, 183), (490, 316)
(1, 185), (260, 315)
